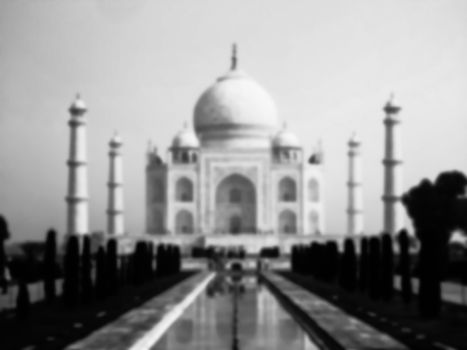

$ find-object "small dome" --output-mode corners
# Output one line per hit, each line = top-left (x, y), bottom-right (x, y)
(69, 93), (87, 115)
(110, 133), (123, 147)
(272, 126), (300, 148)
(172, 126), (199, 148)
(383, 93), (401, 114)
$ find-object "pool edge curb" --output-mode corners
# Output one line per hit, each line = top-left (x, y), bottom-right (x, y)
(128, 272), (216, 350)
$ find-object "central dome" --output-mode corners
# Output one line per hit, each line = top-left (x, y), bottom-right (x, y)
(193, 49), (279, 148)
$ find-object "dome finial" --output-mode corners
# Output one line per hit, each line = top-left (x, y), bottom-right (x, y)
(384, 91), (401, 114)
(231, 43), (238, 70)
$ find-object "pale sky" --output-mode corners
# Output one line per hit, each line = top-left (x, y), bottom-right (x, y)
(1, 0), (466, 242)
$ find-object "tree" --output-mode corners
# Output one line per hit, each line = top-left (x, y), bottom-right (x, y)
(398, 229), (412, 304)
(81, 235), (93, 303)
(324, 241), (339, 283)
(309, 243), (318, 277)
(381, 233), (394, 301)
(291, 246), (297, 272)
(368, 236), (381, 300)
(63, 235), (80, 307)
(43, 229), (57, 304)
(339, 238), (357, 292)
(133, 241), (147, 284)
(16, 279), (30, 320)
(402, 170), (467, 318)
(147, 242), (154, 279)
(95, 246), (107, 300)
(0, 215), (11, 293)
(359, 237), (369, 293)
(175, 245), (181, 273)
(106, 239), (119, 294)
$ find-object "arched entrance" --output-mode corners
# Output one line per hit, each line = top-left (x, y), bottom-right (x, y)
(215, 174), (256, 234)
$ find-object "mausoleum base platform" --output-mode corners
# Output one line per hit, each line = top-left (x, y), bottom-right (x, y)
(143, 233), (350, 255)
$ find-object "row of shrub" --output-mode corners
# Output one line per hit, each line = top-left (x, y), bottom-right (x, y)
(291, 230), (412, 303)
(259, 246), (280, 258)
(191, 246), (246, 259)
(16, 230), (182, 318)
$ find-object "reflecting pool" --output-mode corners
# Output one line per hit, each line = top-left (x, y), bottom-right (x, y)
(151, 274), (319, 350)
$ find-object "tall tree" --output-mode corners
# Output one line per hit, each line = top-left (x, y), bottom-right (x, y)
(81, 235), (93, 303)
(339, 238), (357, 292)
(0, 215), (11, 293)
(16, 279), (30, 320)
(43, 229), (57, 303)
(325, 241), (339, 283)
(95, 246), (107, 300)
(368, 236), (381, 300)
(358, 237), (369, 293)
(398, 229), (412, 304)
(63, 235), (80, 307)
(402, 170), (467, 318)
(106, 239), (119, 294)
(381, 233), (394, 300)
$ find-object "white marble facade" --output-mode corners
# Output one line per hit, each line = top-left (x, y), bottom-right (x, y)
(146, 50), (324, 240)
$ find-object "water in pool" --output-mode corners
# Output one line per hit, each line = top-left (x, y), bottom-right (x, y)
(151, 273), (319, 349)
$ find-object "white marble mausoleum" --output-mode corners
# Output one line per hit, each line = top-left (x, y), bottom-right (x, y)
(145, 48), (325, 251)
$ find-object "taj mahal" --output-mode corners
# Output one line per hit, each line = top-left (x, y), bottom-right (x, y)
(146, 46), (324, 239)
(65, 45), (404, 253)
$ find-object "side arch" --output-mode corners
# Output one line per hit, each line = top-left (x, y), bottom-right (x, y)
(175, 210), (194, 234)
(278, 210), (297, 234)
(308, 178), (320, 202)
(309, 210), (320, 234)
(153, 210), (164, 233)
(176, 177), (193, 202)
(278, 177), (297, 201)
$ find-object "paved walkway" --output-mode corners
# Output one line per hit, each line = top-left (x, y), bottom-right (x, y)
(66, 272), (215, 350)
(263, 272), (409, 350)
(394, 276), (467, 306)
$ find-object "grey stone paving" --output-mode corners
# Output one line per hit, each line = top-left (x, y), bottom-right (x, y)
(65, 272), (214, 350)
(263, 272), (409, 350)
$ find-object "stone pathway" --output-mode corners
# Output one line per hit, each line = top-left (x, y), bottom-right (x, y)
(263, 272), (409, 350)
(66, 272), (214, 350)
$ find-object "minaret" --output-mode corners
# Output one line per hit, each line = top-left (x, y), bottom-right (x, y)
(347, 133), (364, 235)
(66, 94), (89, 235)
(107, 133), (125, 235)
(382, 94), (404, 234)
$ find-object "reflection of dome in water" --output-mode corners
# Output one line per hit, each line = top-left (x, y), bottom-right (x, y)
(175, 319), (193, 344)
(236, 291), (257, 344)
(215, 294), (232, 340)
(194, 45), (279, 149)
(279, 318), (299, 343)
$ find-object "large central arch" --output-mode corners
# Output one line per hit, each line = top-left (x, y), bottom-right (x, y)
(215, 174), (256, 233)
